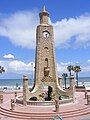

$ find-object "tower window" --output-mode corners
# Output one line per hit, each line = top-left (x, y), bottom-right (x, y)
(44, 47), (48, 50)
(45, 58), (48, 67)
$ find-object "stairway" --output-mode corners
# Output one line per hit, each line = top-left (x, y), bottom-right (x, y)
(0, 106), (90, 120)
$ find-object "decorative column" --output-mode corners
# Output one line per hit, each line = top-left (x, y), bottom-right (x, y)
(55, 99), (59, 112)
(0, 94), (3, 104)
(10, 99), (15, 110)
(58, 77), (63, 89)
(14, 92), (17, 102)
(70, 76), (76, 87)
(70, 75), (76, 102)
(23, 75), (29, 105)
(85, 90), (87, 99)
(87, 94), (90, 105)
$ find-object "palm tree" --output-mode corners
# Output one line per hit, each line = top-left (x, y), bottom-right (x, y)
(67, 65), (73, 76)
(62, 73), (68, 89)
(0, 66), (5, 73)
(73, 66), (81, 86)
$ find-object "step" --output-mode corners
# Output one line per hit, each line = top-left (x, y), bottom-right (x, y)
(0, 105), (89, 115)
(0, 106), (90, 119)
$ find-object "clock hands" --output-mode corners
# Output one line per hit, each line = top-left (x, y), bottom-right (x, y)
(43, 31), (50, 38)
(45, 33), (48, 38)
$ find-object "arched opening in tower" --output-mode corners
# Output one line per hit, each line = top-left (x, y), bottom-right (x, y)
(44, 58), (50, 76)
(45, 58), (48, 67)
(44, 86), (53, 101)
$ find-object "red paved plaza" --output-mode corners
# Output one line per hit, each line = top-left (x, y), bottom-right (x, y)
(0, 91), (90, 120)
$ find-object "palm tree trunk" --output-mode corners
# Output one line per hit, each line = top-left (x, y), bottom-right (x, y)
(65, 77), (67, 89)
(76, 72), (78, 86)
(70, 71), (71, 76)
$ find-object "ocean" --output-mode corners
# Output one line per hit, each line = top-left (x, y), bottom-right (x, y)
(0, 77), (90, 90)
(0, 78), (33, 90)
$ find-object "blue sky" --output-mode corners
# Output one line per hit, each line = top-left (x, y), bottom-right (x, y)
(0, 0), (90, 78)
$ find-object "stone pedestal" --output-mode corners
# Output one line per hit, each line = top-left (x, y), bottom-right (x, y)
(85, 90), (87, 99)
(58, 77), (63, 89)
(87, 94), (90, 105)
(15, 92), (17, 102)
(55, 99), (59, 112)
(70, 76), (76, 87)
(23, 75), (29, 105)
(70, 76), (76, 102)
(0, 94), (3, 103)
(10, 99), (15, 110)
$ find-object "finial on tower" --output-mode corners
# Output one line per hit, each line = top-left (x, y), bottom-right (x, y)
(42, 5), (46, 12)
(39, 6), (49, 24)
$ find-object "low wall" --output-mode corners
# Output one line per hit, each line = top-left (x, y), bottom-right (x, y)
(16, 96), (23, 104)
(75, 86), (85, 92)
(27, 98), (73, 106)
(76, 86), (90, 92)
(27, 101), (54, 106)
(16, 96), (73, 106)
(59, 98), (73, 104)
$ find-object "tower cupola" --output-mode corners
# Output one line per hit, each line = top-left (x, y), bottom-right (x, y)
(39, 6), (49, 24)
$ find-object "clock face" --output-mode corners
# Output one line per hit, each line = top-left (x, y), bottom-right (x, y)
(43, 31), (50, 38)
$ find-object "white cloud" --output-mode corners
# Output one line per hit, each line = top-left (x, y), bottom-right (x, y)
(57, 63), (67, 73)
(60, 62), (73, 66)
(9, 60), (35, 73)
(0, 10), (38, 49)
(87, 59), (90, 62)
(82, 66), (90, 72)
(57, 62), (75, 76)
(1, 59), (90, 77)
(3, 54), (15, 59)
(0, 60), (35, 74)
(53, 14), (90, 48)
(0, 10), (90, 49)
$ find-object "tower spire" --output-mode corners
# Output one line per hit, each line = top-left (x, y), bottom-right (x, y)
(42, 5), (46, 12)
(39, 6), (49, 24)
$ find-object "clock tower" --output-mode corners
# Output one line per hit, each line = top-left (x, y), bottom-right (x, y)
(29, 6), (65, 101)
(35, 6), (57, 85)
(19, 6), (75, 104)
